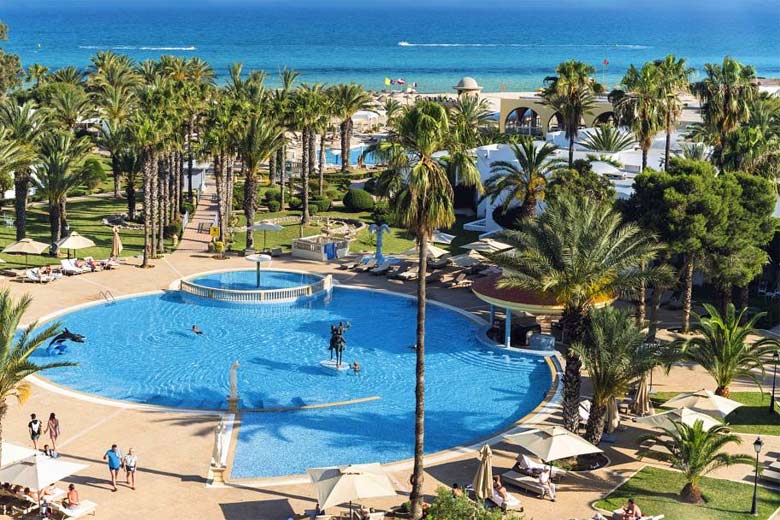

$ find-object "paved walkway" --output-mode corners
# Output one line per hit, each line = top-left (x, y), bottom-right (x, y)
(0, 188), (776, 520)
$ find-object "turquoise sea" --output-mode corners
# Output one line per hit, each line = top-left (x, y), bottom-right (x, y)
(1, 0), (779, 92)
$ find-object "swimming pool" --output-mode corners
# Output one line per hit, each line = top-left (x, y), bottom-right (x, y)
(323, 147), (377, 166)
(188, 270), (321, 291)
(36, 286), (552, 478)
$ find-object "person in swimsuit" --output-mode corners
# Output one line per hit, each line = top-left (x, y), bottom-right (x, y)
(492, 475), (508, 501)
(103, 444), (122, 491)
(28, 414), (42, 450)
(65, 484), (79, 509)
(44, 412), (61, 451)
(622, 498), (642, 520)
(352, 361), (361, 374)
(123, 448), (138, 490)
(192, 325), (204, 335)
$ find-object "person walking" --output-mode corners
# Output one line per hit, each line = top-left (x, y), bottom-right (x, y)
(27, 414), (42, 450)
(538, 467), (556, 502)
(44, 413), (61, 451)
(103, 444), (123, 491)
(123, 448), (138, 490)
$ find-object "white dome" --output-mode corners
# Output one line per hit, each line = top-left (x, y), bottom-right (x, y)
(454, 77), (481, 90)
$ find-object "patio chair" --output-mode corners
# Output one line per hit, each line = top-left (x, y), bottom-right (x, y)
(52, 500), (97, 519)
(397, 266), (419, 281)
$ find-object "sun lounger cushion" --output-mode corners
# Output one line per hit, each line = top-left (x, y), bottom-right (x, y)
(489, 489), (523, 511)
(54, 500), (97, 518)
(501, 470), (545, 495)
(761, 468), (780, 484)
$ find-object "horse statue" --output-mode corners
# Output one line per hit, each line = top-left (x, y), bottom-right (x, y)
(47, 328), (86, 355)
(328, 321), (351, 367)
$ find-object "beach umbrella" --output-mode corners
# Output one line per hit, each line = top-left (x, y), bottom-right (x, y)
(0, 443), (37, 468)
(505, 426), (602, 462)
(605, 396), (620, 433)
(55, 231), (95, 259)
(0, 452), (87, 491)
(245, 253), (272, 288)
(632, 372), (653, 416)
(449, 250), (485, 268)
(431, 230), (456, 245)
(252, 221), (284, 251)
(307, 463), (396, 512)
(402, 244), (449, 259)
(110, 226), (123, 258)
(635, 407), (722, 432)
(462, 238), (513, 254)
(661, 389), (742, 420)
(2, 238), (49, 266)
(472, 445), (493, 501)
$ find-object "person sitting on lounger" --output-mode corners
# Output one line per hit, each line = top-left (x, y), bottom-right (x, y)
(492, 475), (508, 501)
(65, 484), (80, 509)
(86, 258), (100, 271)
(451, 482), (463, 498)
(192, 325), (204, 335)
(621, 498), (641, 520)
(74, 259), (86, 270)
(23, 487), (38, 501)
(537, 467), (555, 502)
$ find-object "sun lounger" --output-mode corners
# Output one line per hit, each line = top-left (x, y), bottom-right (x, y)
(356, 259), (377, 272)
(449, 272), (472, 288)
(489, 489), (523, 511)
(83, 257), (103, 272)
(25, 268), (51, 283)
(60, 259), (87, 275)
(370, 261), (392, 275)
(501, 470), (545, 496)
(397, 266), (419, 280)
(515, 454), (566, 479)
(270, 247), (283, 257)
(52, 500), (97, 519)
(340, 262), (358, 270)
(388, 263), (410, 279)
(100, 257), (121, 269)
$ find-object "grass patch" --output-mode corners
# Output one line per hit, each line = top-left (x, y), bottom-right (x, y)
(0, 197), (167, 269)
(595, 466), (780, 520)
(652, 391), (780, 436)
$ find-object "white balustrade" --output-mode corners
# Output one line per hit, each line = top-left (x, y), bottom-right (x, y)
(179, 274), (332, 303)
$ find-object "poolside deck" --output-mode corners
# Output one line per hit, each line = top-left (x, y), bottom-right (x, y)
(0, 189), (774, 520)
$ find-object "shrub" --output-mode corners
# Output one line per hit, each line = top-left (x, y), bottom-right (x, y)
(372, 201), (393, 225)
(491, 205), (525, 230)
(343, 188), (374, 212)
(325, 189), (343, 202)
(214, 241), (225, 254)
(182, 201), (196, 215)
(267, 200), (281, 213)
(163, 221), (183, 239)
(363, 177), (377, 194)
(264, 187), (281, 203)
(309, 205), (319, 216)
(232, 184), (244, 210)
(311, 195), (332, 212)
(288, 196), (302, 209)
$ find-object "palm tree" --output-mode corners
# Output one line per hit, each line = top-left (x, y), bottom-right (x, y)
(47, 65), (85, 85)
(332, 84), (372, 172)
(45, 83), (94, 131)
(382, 101), (454, 519)
(542, 60), (598, 166)
(293, 84), (328, 224)
(484, 137), (562, 220)
(579, 125), (635, 152)
(33, 131), (92, 252)
(571, 306), (661, 444)
(675, 304), (779, 397)
(0, 100), (46, 239)
(692, 57), (757, 168)
(492, 195), (661, 432)
(610, 63), (663, 171)
(237, 113), (284, 251)
(654, 55), (693, 170)
(638, 421), (752, 503)
(25, 63), (49, 88)
(0, 289), (74, 466)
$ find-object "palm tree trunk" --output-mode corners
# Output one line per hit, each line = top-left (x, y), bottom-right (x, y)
(340, 120), (349, 172)
(149, 159), (158, 256)
(187, 123), (194, 201)
(715, 385), (730, 398)
(244, 170), (257, 251)
(647, 284), (663, 342)
(269, 154), (276, 186)
(59, 201), (68, 238)
(738, 285), (750, 309)
(277, 147), (285, 208)
(178, 152), (185, 214)
(226, 158), (235, 232)
(664, 112), (672, 171)
(682, 255), (694, 333)
(307, 128), (315, 208)
(301, 129), (310, 225)
(126, 182), (136, 221)
(13, 173), (28, 240)
(410, 238), (429, 520)
(0, 400), (6, 466)
(561, 305), (587, 432)
(641, 146), (649, 172)
(112, 154), (121, 198)
(568, 136), (574, 167)
(637, 261), (647, 325)
(319, 132), (326, 196)
(49, 201), (61, 255)
(584, 401), (607, 445)
(214, 155), (224, 242)
(157, 162), (165, 254)
(681, 483), (703, 504)
(718, 285), (732, 315)
(141, 150), (154, 267)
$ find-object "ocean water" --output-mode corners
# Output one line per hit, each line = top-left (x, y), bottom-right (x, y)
(0, 1), (778, 92)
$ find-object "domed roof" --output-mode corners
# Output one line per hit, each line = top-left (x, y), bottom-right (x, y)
(454, 77), (481, 90)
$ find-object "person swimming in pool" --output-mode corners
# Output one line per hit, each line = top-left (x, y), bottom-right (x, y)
(352, 361), (361, 374)
(192, 325), (204, 335)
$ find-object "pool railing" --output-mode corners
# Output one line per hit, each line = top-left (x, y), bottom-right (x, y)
(180, 274), (332, 303)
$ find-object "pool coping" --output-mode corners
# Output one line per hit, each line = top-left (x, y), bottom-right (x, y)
(21, 275), (562, 486)
(169, 266), (326, 291)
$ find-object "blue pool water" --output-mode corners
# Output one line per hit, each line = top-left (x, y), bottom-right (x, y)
(189, 270), (320, 291)
(36, 286), (551, 478)
(323, 147), (378, 167)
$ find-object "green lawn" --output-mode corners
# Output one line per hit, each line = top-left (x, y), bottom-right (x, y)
(595, 466), (780, 520)
(652, 391), (780, 436)
(0, 197), (164, 269)
(227, 208), (481, 256)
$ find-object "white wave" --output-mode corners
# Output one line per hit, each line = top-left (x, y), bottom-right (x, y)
(79, 45), (196, 51)
(398, 41), (650, 50)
